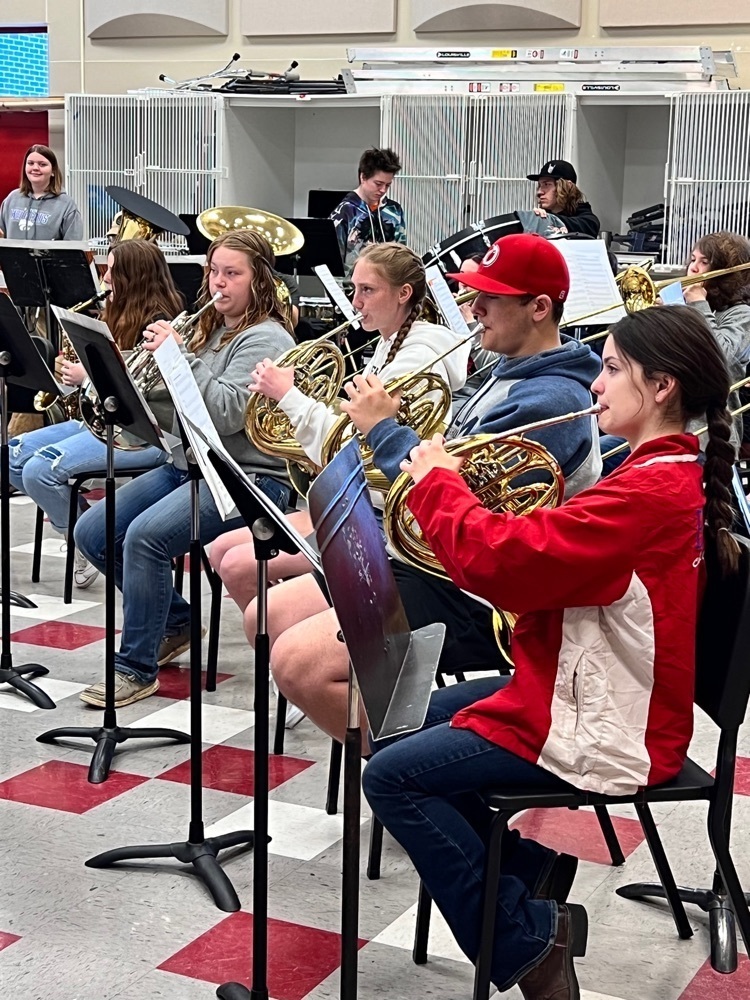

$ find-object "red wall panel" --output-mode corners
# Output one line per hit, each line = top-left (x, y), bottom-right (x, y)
(0, 112), (49, 204)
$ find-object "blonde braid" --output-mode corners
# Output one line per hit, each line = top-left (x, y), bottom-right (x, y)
(385, 301), (421, 366)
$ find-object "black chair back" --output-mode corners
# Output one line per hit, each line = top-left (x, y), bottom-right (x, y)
(695, 534), (750, 730)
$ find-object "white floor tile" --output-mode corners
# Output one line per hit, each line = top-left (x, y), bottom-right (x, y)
(0, 677), (87, 713)
(131, 700), (254, 743)
(9, 494), (36, 506)
(373, 901), (469, 963)
(206, 798), (365, 860)
(12, 537), (66, 558)
(10, 594), (101, 621)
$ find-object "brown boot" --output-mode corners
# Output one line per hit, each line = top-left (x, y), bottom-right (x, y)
(518, 903), (588, 1000)
(7, 412), (44, 437)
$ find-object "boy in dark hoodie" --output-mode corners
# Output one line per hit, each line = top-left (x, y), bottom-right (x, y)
(521, 158), (600, 238)
(330, 147), (407, 274)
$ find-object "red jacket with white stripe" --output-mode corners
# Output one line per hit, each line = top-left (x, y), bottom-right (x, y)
(407, 434), (705, 796)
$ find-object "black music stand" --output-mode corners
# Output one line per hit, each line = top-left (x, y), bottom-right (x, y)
(36, 309), (191, 782)
(0, 295), (62, 709)
(308, 442), (444, 1000)
(274, 218), (344, 278)
(193, 433), (317, 1000)
(0, 241), (94, 351)
(85, 417), (254, 912)
(167, 258), (205, 312)
(209, 440), (443, 1000)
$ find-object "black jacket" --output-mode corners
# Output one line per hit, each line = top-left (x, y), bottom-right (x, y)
(556, 201), (600, 237)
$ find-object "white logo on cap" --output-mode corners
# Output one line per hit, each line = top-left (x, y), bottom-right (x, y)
(548, 163), (556, 173)
(482, 244), (500, 267)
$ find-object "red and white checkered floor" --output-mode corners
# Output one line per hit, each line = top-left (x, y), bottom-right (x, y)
(1, 493), (749, 999)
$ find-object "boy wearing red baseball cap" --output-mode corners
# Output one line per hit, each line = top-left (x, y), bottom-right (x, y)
(336, 231), (603, 674)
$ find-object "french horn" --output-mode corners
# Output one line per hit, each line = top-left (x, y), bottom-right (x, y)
(319, 328), (480, 491)
(384, 405), (601, 659)
(244, 313), (362, 472)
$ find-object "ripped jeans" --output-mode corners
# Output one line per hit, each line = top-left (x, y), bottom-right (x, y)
(9, 420), (167, 534)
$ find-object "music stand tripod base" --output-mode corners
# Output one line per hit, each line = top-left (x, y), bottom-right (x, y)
(81, 449), (256, 911)
(0, 329), (57, 711)
(36, 721), (192, 785)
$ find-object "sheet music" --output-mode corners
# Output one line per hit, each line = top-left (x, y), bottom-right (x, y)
(555, 240), (627, 328)
(313, 265), (361, 329)
(152, 336), (237, 520)
(425, 265), (472, 337)
(181, 412), (322, 572)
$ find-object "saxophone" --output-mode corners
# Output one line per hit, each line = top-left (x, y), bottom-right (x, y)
(33, 289), (110, 422)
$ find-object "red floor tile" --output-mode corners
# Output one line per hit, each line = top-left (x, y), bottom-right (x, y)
(725, 756), (750, 796)
(158, 911), (367, 1000)
(511, 807), (645, 866)
(679, 954), (750, 998)
(156, 664), (232, 700)
(10, 621), (109, 650)
(0, 931), (20, 952)
(0, 760), (148, 814)
(157, 744), (313, 796)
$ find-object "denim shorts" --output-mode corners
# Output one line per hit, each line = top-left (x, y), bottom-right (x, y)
(255, 474), (291, 512)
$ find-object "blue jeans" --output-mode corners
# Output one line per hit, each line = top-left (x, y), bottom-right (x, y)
(9, 420), (167, 534)
(74, 462), (289, 683)
(364, 677), (575, 991)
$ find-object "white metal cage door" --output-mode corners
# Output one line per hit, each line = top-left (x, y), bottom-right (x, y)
(470, 94), (575, 223)
(381, 94), (469, 255)
(141, 93), (224, 236)
(66, 95), (143, 242)
(665, 91), (750, 266)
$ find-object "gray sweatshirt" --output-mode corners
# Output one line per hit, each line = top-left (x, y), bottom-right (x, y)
(168, 320), (295, 479)
(0, 189), (83, 241)
(689, 300), (750, 446)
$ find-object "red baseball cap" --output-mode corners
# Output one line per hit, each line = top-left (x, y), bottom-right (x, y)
(446, 233), (570, 302)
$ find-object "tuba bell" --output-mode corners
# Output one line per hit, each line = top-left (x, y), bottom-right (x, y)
(105, 186), (191, 243)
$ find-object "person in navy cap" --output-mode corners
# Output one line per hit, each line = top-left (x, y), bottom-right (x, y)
(524, 159), (600, 238)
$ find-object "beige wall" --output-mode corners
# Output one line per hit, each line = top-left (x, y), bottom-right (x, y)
(4, 0), (750, 96)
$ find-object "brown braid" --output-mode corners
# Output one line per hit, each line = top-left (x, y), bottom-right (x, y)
(610, 305), (740, 575)
(703, 401), (741, 573)
(385, 300), (421, 366)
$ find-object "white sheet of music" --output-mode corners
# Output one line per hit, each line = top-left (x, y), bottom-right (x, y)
(556, 240), (627, 328)
(181, 412), (322, 571)
(152, 335), (237, 520)
(313, 264), (361, 329)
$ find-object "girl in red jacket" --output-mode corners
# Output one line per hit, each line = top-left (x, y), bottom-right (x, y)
(363, 304), (739, 1000)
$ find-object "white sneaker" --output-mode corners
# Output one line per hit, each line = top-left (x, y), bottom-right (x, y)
(284, 700), (306, 730)
(74, 550), (99, 589)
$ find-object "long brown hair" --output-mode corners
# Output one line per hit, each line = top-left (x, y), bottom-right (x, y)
(357, 242), (426, 365)
(19, 144), (63, 197)
(691, 231), (750, 313)
(609, 306), (740, 574)
(550, 178), (586, 216)
(102, 241), (185, 351)
(191, 230), (294, 354)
